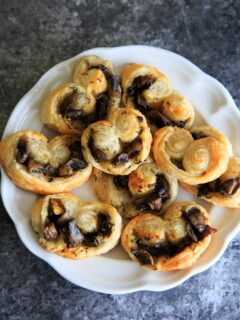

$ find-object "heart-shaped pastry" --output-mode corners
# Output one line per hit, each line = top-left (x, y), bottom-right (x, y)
(153, 125), (232, 185)
(31, 193), (122, 259)
(42, 55), (121, 135)
(181, 157), (240, 207)
(93, 160), (178, 218)
(121, 201), (216, 271)
(81, 108), (152, 175)
(121, 63), (194, 130)
(0, 130), (92, 194)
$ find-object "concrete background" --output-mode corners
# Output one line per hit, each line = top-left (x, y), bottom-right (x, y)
(0, 1), (239, 319)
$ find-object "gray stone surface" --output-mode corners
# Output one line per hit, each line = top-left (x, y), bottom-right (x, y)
(0, 0), (239, 319)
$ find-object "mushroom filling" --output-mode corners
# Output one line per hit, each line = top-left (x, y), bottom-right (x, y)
(197, 178), (240, 197)
(135, 175), (170, 212)
(112, 138), (142, 165)
(127, 76), (187, 128)
(43, 200), (113, 248)
(16, 139), (88, 178)
(94, 64), (120, 95)
(192, 132), (208, 140)
(132, 207), (217, 265)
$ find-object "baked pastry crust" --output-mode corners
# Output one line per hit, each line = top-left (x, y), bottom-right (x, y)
(181, 157), (240, 207)
(153, 125), (232, 185)
(0, 130), (92, 194)
(42, 83), (95, 135)
(31, 193), (122, 259)
(121, 63), (194, 130)
(42, 55), (121, 135)
(121, 201), (216, 271)
(92, 161), (178, 218)
(81, 108), (152, 175)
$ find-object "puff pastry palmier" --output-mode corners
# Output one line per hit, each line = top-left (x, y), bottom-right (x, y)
(153, 125), (232, 185)
(42, 77), (120, 135)
(31, 193), (122, 259)
(73, 55), (121, 110)
(121, 64), (194, 130)
(93, 161), (178, 218)
(81, 108), (152, 175)
(0, 130), (92, 194)
(121, 202), (216, 271)
(181, 157), (240, 207)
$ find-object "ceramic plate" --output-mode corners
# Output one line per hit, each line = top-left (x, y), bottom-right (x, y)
(1, 46), (240, 294)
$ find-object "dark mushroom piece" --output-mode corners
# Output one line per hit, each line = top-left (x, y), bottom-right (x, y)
(192, 132), (208, 140)
(112, 153), (129, 165)
(65, 220), (84, 248)
(16, 139), (29, 164)
(43, 164), (55, 177)
(89, 133), (108, 162)
(58, 158), (88, 177)
(125, 138), (142, 159)
(183, 207), (207, 233)
(131, 248), (154, 265)
(128, 76), (154, 97)
(43, 222), (58, 241)
(95, 94), (109, 120)
(98, 213), (112, 236)
(219, 178), (239, 196)
(145, 109), (173, 128)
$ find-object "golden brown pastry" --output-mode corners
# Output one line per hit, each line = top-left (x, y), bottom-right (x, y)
(153, 125), (232, 185)
(121, 64), (194, 130)
(73, 55), (121, 112)
(92, 161), (178, 218)
(31, 193), (122, 259)
(0, 130), (92, 194)
(81, 108), (152, 175)
(42, 56), (121, 135)
(121, 201), (216, 271)
(181, 157), (240, 207)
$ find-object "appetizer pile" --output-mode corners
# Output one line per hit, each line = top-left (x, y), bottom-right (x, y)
(2, 54), (238, 272)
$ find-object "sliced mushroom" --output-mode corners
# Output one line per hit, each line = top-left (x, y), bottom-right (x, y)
(43, 164), (55, 176)
(184, 207), (207, 233)
(43, 222), (58, 241)
(27, 159), (43, 174)
(89, 135), (108, 162)
(147, 194), (163, 211)
(145, 109), (173, 128)
(219, 178), (239, 196)
(200, 225), (217, 240)
(186, 223), (198, 242)
(83, 234), (103, 247)
(58, 158), (88, 177)
(95, 94), (109, 120)
(65, 220), (84, 248)
(108, 74), (120, 94)
(112, 153), (129, 165)
(192, 132), (208, 140)
(128, 76), (154, 96)
(59, 90), (77, 116)
(197, 184), (211, 197)
(98, 213), (112, 236)
(131, 248), (154, 265)
(16, 139), (29, 164)
(155, 175), (169, 198)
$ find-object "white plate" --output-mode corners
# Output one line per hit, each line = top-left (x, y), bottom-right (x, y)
(2, 45), (240, 294)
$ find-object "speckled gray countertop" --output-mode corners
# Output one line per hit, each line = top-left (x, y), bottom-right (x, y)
(0, 1), (240, 319)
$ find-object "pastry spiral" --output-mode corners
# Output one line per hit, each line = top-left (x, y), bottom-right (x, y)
(81, 108), (152, 175)
(181, 157), (240, 207)
(121, 201), (216, 271)
(31, 193), (122, 259)
(121, 64), (194, 130)
(153, 125), (232, 185)
(0, 130), (92, 194)
(92, 161), (178, 218)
